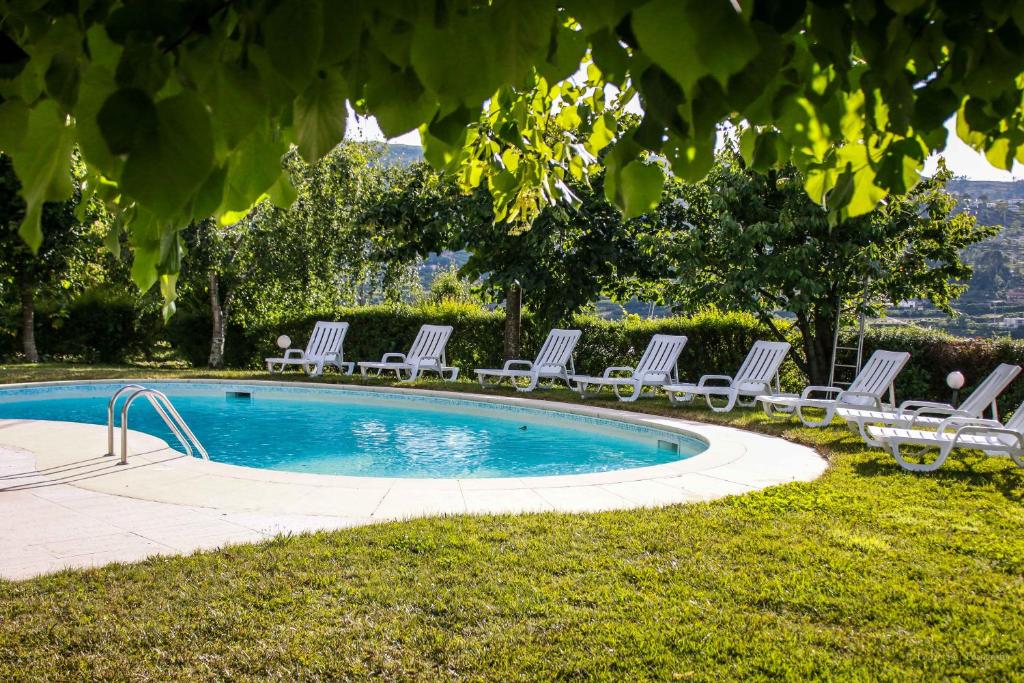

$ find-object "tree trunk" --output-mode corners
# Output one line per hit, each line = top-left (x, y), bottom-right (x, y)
(800, 310), (837, 387)
(503, 283), (522, 361)
(208, 272), (227, 368)
(19, 274), (38, 363)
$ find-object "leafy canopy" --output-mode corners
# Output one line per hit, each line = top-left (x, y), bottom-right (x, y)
(667, 150), (995, 383)
(2, 1), (1024, 306)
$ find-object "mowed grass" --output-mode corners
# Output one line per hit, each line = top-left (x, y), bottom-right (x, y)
(1, 364), (1023, 680)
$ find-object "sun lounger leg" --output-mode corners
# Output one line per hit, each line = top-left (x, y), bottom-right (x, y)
(890, 441), (951, 472)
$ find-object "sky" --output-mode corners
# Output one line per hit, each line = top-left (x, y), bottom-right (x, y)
(346, 113), (1024, 182)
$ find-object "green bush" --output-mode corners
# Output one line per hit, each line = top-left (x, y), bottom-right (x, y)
(0, 288), (161, 363)
(860, 326), (1024, 417)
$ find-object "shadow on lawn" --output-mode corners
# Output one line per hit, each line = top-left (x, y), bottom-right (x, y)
(851, 450), (1024, 503)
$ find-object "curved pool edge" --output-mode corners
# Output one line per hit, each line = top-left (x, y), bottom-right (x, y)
(0, 379), (828, 520)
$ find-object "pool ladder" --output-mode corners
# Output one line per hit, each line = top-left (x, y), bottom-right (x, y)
(106, 385), (209, 465)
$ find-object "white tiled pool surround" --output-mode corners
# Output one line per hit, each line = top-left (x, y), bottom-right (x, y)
(0, 381), (827, 579)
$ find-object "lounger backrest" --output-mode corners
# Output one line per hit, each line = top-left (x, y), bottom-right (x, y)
(959, 363), (1022, 418)
(305, 321), (348, 360)
(1003, 399), (1024, 432)
(633, 334), (688, 380)
(846, 350), (911, 401)
(534, 329), (582, 369)
(408, 324), (453, 363)
(733, 340), (791, 391)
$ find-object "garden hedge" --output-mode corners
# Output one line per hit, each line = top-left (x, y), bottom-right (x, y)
(4, 296), (1024, 413)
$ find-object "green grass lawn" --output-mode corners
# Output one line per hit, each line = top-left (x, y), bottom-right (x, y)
(1, 363), (1022, 680)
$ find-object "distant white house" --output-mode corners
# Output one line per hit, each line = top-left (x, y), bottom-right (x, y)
(896, 299), (927, 310)
(1002, 317), (1024, 329)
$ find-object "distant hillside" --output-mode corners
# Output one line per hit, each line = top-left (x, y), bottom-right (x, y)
(380, 143), (423, 166)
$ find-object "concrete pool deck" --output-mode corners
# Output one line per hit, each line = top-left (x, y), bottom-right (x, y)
(0, 385), (827, 580)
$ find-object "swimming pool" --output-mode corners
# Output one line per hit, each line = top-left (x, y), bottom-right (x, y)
(0, 381), (707, 478)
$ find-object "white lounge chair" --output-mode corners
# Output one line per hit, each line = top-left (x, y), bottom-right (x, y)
(357, 324), (459, 382)
(838, 363), (1021, 445)
(757, 349), (911, 427)
(265, 321), (353, 377)
(663, 340), (791, 412)
(868, 401), (1024, 472)
(571, 334), (687, 402)
(474, 329), (581, 392)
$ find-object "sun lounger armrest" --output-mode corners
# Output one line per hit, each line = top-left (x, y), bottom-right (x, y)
(697, 375), (733, 388)
(503, 359), (534, 371)
(602, 366), (635, 379)
(902, 404), (964, 426)
(284, 349), (305, 359)
(898, 400), (953, 415)
(839, 391), (883, 407)
(639, 370), (670, 381)
(800, 385), (841, 399)
(952, 425), (1024, 450)
(381, 353), (406, 363)
(936, 415), (1003, 431)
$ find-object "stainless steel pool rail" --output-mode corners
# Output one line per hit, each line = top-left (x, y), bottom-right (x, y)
(106, 385), (209, 465)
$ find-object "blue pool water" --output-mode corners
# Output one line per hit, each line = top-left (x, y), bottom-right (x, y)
(0, 382), (705, 478)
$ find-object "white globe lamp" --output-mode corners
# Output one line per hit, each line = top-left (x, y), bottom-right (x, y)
(276, 335), (291, 350)
(947, 371), (965, 407)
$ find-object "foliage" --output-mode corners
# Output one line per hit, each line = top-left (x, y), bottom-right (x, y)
(0, 287), (160, 363)
(4, 2), (1024, 309)
(367, 162), (680, 324)
(1, 370), (1023, 679)
(667, 150), (995, 384)
(428, 266), (478, 306)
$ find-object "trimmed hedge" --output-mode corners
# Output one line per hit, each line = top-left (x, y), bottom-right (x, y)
(6, 293), (1024, 413)
(0, 288), (161, 363)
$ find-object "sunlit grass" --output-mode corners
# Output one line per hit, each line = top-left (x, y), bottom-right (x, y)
(0, 363), (1022, 680)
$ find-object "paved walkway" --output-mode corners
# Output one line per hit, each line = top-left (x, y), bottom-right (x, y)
(0, 395), (827, 580)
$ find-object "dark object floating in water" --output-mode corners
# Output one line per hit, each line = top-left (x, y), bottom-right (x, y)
(519, 425), (528, 431)
(227, 391), (252, 400)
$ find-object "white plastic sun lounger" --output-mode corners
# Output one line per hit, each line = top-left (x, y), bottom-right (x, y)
(867, 400), (1024, 472)
(358, 324), (459, 382)
(663, 340), (791, 412)
(571, 334), (687, 402)
(838, 363), (1021, 445)
(474, 329), (581, 392)
(265, 321), (353, 377)
(757, 349), (911, 427)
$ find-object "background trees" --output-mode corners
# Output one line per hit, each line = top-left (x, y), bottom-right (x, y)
(0, 153), (103, 361)
(668, 153), (995, 385)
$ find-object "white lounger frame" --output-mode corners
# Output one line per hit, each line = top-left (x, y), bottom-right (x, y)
(571, 334), (687, 402)
(758, 350), (911, 427)
(839, 363), (1021, 446)
(663, 340), (791, 413)
(474, 329), (581, 392)
(265, 321), (353, 377)
(868, 400), (1024, 472)
(357, 324), (459, 382)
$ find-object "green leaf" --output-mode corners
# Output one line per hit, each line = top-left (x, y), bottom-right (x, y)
(632, 0), (758, 92)
(619, 161), (665, 219)
(489, 1), (553, 86)
(264, 0), (324, 92)
(267, 171), (297, 209)
(410, 14), (498, 106)
(538, 22), (587, 84)
(75, 64), (122, 176)
(363, 67), (438, 138)
(120, 91), (215, 218)
(6, 100), (76, 251)
(220, 123), (287, 212)
(320, 5), (363, 66)
(293, 71), (348, 163)
(97, 87), (158, 155)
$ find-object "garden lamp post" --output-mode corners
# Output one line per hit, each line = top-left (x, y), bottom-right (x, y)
(947, 371), (965, 408)
(277, 335), (291, 350)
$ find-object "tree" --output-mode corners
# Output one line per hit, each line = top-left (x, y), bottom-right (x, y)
(177, 143), (410, 366)
(367, 160), (679, 358)
(3, 2), (1024, 309)
(668, 154), (996, 385)
(0, 154), (98, 361)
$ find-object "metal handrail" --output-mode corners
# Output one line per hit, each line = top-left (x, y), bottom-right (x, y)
(107, 386), (209, 465)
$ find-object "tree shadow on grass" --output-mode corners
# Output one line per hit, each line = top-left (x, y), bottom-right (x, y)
(851, 450), (1024, 503)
